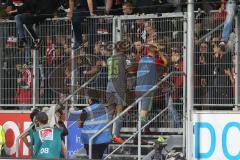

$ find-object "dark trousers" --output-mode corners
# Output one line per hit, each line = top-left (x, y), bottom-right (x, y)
(84, 143), (108, 159)
(16, 13), (49, 41)
(72, 7), (89, 44)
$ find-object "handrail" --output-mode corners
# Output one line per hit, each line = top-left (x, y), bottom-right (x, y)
(15, 70), (101, 157)
(104, 100), (184, 159)
(104, 106), (169, 160)
(89, 71), (186, 159)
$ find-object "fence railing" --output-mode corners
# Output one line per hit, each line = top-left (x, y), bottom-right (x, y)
(193, 11), (238, 108)
(1, 9), (239, 159)
(0, 13), (187, 133)
(88, 71), (186, 159)
(15, 67), (102, 157)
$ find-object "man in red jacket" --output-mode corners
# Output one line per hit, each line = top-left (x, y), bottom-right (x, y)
(16, 64), (32, 105)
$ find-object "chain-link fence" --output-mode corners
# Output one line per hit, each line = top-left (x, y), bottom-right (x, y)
(0, 14), (186, 132)
(194, 11), (236, 109)
(117, 14), (185, 131)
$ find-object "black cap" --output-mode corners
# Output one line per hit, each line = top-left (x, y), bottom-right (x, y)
(36, 112), (48, 124)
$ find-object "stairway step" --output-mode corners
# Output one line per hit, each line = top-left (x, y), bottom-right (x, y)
(109, 144), (154, 148)
(72, 153), (88, 159)
(104, 154), (145, 160)
(108, 143), (155, 155)
(120, 133), (164, 138)
(121, 127), (183, 133)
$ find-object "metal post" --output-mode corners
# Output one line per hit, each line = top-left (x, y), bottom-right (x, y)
(138, 101), (142, 160)
(112, 17), (121, 55)
(71, 50), (77, 106)
(235, 15), (240, 106)
(89, 138), (93, 159)
(182, 13), (188, 156)
(186, 0), (194, 159)
(32, 49), (39, 108)
(0, 36), (2, 105)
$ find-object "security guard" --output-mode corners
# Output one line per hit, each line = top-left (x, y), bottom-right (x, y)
(78, 89), (111, 159)
(0, 125), (5, 157)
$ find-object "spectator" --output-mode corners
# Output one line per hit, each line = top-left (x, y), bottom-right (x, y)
(129, 40), (144, 63)
(219, 0), (238, 51)
(207, 40), (233, 106)
(63, 66), (71, 95)
(32, 112), (67, 159)
(5, 0), (25, 19)
(105, 0), (123, 15)
(135, 19), (146, 42)
(40, 36), (56, 104)
(83, 41), (109, 94)
(68, 0), (95, 50)
(132, 0), (156, 14)
(156, 0), (179, 13)
(45, 36), (69, 104)
(167, 47), (183, 127)
(106, 40), (129, 144)
(15, 0), (60, 48)
(126, 40), (143, 90)
(45, 36), (56, 66)
(105, 0), (112, 14)
(195, 42), (212, 105)
(144, 21), (157, 43)
(78, 89), (111, 159)
(122, 2), (134, 15)
(135, 43), (168, 134)
(197, 0), (222, 13)
(120, 2), (135, 40)
(15, 63), (32, 105)
(55, 107), (68, 142)
(55, 0), (69, 17)
(224, 54), (236, 97)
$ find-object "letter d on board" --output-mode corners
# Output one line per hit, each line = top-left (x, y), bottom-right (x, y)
(194, 122), (216, 158)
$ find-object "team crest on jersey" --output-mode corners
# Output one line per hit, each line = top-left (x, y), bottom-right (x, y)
(39, 128), (53, 141)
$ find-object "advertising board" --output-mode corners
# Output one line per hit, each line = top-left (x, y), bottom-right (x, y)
(0, 111), (31, 158)
(67, 111), (84, 158)
(193, 112), (240, 160)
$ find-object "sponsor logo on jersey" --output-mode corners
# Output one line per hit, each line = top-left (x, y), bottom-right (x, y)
(39, 128), (53, 141)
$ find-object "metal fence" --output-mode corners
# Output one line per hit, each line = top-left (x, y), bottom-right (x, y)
(193, 11), (238, 109)
(0, 14), (186, 132)
(0, 18), (73, 109)
(117, 14), (185, 131)
(1, 11), (239, 128)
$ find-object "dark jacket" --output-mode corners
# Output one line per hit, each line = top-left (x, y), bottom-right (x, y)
(21, 0), (60, 17)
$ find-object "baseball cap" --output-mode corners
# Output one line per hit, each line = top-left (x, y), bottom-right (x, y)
(36, 112), (48, 124)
